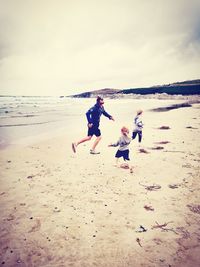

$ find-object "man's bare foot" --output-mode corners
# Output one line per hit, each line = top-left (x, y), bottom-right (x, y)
(72, 143), (77, 153)
(90, 149), (100, 155)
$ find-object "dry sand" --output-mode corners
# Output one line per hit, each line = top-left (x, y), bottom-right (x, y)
(0, 99), (200, 267)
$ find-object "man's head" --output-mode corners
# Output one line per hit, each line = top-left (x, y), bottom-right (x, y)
(96, 96), (104, 106)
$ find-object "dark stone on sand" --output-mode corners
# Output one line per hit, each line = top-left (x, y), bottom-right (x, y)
(7, 160), (11, 163)
(168, 184), (180, 189)
(136, 225), (147, 232)
(158, 126), (170, 130)
(151, 146), (164, 150)
(30, 217), (33, 219)
(186, 126), (198, 129)
(155, 141), (170, 144)
(144, 205), (154, 211)
(139, 148), (149, 154)
(27, 175), (33, 179)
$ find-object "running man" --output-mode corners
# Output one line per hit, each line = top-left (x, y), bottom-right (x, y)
(72, 96), (114, 154)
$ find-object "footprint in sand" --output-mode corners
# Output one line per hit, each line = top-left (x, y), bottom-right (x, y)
(28, 218), (41, 233)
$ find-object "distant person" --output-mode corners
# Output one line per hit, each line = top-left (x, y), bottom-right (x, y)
(132, 109), (143, 144)
(72, 96), (114, 154)
(108, 126), (133, 173)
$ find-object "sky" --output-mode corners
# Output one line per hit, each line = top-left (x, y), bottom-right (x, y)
(0, 0), (200, 96)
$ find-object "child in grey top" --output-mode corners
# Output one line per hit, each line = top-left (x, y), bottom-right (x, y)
(109, 126), (133, 173)
(132, 109), (143, 143)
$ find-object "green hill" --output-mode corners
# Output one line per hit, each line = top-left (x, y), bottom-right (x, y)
(71, 79), (200, 97)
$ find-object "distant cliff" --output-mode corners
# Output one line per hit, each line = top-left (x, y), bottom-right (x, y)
(71, 79), (200, 98)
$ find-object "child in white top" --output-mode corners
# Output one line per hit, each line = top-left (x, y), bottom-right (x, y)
(132, 110), (143, 143)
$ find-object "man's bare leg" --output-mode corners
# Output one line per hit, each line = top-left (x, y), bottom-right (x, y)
(72, 136), (92, 153)
(77, 136), (92, 146)
(91, 136), (101, 151)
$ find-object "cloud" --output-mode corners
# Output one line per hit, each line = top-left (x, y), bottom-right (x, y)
(0, 0), (200, 95)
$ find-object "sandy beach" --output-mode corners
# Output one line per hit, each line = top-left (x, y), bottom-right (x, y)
(0, 98), (200, 267)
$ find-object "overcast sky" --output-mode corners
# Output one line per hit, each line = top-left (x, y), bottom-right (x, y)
(0, 0), (200, 96)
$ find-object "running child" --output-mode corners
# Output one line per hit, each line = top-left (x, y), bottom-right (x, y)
(108, 126), (133, 173)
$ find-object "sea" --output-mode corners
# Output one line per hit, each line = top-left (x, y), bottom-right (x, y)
(0, 96), (179, 148)
(0, 96), (92, 148)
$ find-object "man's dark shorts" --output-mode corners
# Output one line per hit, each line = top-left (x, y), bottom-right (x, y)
(88, 126), (101, 137)
(115, 149), (130, 161)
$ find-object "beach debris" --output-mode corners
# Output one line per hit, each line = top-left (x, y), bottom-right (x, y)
(164, 150), (185, 153)
(120, 163), (129, 169)
(186, 126), (198, 129)
(187, 204), (200, 214)
(53, 207), (61, 212)
(153, 238), (163, 245)
(27, 175), (34, 179)
(144, 205), (154, 211)
(151, 102), (192, 112)
(182, 163), (191, 168)
(138, 148), (149, 154)
(130, 167), (134, 173)
(28, 218), (41, 233)
(7, 214), (15, 221)
(152, 221), (177, 234)
(158, 126), (170, 130)
(136, 225), (147, 233)
(155, 141), (170, 144)
(7, 160), (11, 163)
(136, 238), (142, 247)
(168, 184), (180, 189)
(150, 146), (164, 150)
(176, 227), (190, 239)
(139, 183), (161, 191)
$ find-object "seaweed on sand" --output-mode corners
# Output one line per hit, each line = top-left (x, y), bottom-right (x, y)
(139, 183), (161, 191)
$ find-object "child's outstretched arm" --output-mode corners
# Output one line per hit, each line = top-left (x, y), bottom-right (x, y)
(108, 139), (120, 147)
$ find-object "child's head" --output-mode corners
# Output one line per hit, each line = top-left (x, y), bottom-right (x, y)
(137, 109), (143, 115)
(121, 126), (129, 136)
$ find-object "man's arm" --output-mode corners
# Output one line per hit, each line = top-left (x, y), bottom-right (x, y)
(86, 106), (94, 124)
(102, 107), (114, 120)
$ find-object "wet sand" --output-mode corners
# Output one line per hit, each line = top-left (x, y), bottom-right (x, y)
(0, 99), (200, 267)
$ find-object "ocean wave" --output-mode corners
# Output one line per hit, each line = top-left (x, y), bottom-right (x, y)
(0, 121), (56, 127)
